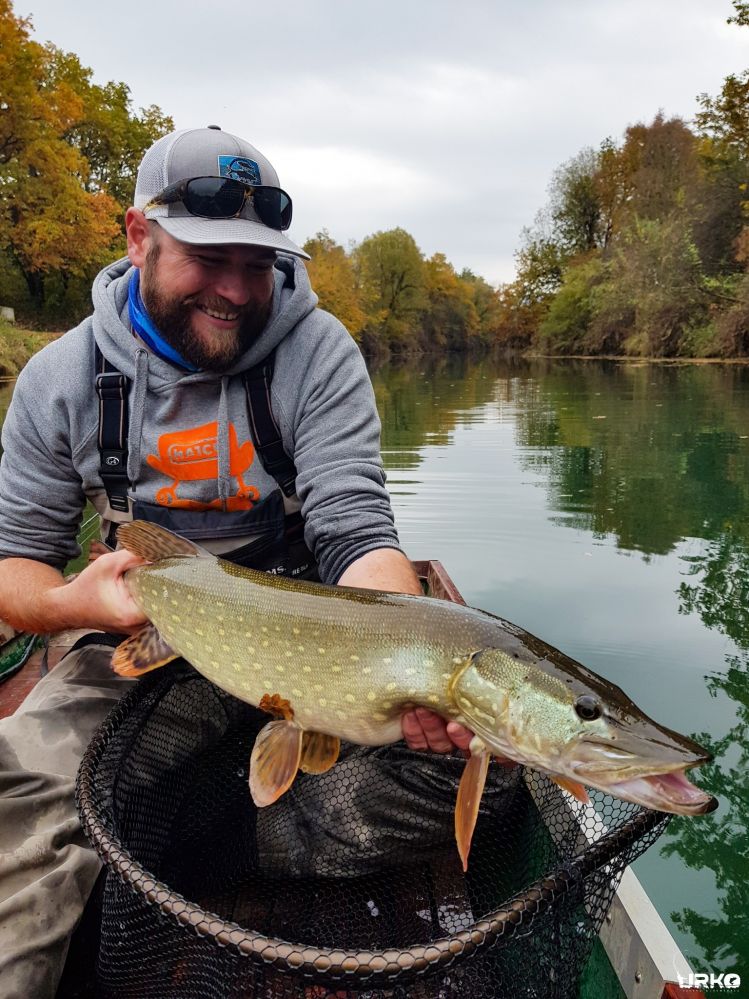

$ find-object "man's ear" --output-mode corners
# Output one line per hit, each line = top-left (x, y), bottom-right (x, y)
(125, 208), (152, 268)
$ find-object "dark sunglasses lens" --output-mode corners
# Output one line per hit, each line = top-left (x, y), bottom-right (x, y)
(252, 188), (293, 231)
(184, 178), (245, 217)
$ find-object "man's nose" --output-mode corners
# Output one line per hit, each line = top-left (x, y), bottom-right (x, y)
(212, 268), (254, 306)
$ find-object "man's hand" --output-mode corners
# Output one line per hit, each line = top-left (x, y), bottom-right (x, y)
(46, 549), (148, 634)
(401, 708), (475, 753)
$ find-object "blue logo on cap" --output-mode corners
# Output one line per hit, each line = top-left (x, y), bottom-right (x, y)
(218, 155), (261, 185)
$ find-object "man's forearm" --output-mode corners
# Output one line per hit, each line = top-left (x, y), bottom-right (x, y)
(0, 558), (71, 632)
(337, 547), (422, 595)
(0, 551), (148, 635)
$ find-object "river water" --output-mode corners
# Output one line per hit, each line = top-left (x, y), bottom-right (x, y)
(0, 355), (745, 980)
(371, 354), (747, 982)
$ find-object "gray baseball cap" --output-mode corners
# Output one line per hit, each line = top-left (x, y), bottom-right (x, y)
(134, 126), (309, 260)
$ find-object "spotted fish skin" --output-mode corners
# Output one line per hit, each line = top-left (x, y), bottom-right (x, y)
(124, 552), (506, 746)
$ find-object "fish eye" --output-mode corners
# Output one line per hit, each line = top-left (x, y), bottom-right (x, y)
(575, 695), (602, 721)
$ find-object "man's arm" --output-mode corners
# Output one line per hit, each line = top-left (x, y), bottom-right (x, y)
(0, 551), (147, 634)
(337, 547), (422, 594)
(338, 547), (474, 754)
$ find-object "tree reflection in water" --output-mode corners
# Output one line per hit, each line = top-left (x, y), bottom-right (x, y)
(669, 532), (749, 972)
(369, 355), (749, 975)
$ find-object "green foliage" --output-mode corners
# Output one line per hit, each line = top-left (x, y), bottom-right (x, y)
(299, 229), (507, 356)
(514, 232), (566, 304)
(502, 0), (749, 361)
(507, 98), (749, 357)
(729, 0), (749, 25)
(538, 258), (598, 353)
(548, 148), (606, 254)
(696, 71), (749, 151)
(420, 253), (480, 351)
(0, 317), (58, 375)
(49, 46), (174, 213)
(353, 228), (426, 352)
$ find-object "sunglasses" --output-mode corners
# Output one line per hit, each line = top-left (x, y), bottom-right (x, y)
(143, 176), (293, 231)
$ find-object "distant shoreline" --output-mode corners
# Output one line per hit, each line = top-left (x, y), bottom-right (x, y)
(526, 353), (749, 366)
(5, 327), (749, 377)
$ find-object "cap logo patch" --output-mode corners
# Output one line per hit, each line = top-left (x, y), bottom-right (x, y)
(218, 155), (261, 185)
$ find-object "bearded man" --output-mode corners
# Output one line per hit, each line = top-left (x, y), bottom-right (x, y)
(0, 127), (471, 997)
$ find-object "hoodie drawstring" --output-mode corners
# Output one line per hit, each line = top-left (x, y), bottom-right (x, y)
(217, 376), (231, 506)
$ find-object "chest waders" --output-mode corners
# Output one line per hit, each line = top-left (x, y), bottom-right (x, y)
(94, 345), (319, 580)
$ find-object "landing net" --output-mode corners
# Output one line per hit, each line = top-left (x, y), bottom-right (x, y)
(77, 664), (668, 998)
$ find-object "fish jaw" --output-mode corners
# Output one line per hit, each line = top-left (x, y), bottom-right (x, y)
(603, 769), (718, 815)
(566, 719), (719, 816)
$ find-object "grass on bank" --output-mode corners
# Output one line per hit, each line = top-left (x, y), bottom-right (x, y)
(0, 319), (60, 377)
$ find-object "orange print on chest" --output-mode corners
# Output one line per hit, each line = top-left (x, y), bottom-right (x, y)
(146, 421), (259, 510)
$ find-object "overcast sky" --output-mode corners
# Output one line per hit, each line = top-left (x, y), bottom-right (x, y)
(18, 0), (749, 285)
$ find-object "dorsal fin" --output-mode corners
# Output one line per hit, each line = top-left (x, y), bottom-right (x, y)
(116, 521), (205, 561)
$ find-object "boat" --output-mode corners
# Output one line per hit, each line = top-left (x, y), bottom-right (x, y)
(0, 559), (707, 999)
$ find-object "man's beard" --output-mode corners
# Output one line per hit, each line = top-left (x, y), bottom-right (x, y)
(140, 250), (272, 372)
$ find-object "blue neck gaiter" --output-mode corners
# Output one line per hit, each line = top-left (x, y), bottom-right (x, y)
(128, 269), (200, 373)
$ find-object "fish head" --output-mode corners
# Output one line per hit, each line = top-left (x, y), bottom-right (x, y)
(562, 696), (718, 816)
(450, 647), (718, 817)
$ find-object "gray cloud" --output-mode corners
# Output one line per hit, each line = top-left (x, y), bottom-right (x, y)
(21, 0), (749, 282)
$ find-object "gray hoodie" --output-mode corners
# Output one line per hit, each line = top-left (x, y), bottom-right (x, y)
(0, 255), (402, 583)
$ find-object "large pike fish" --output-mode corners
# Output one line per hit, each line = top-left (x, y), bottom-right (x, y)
(113, 522), (717, 869)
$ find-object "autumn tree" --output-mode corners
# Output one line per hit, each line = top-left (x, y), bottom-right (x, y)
(0, 0), (172, 314)
(417, 253), (479, 351)
(514, 229), (566, 304)
(547, 149), (606, 254)
(46, 46), (173, 213)
(459, 269), (505, 347)
(303, 230), (366, 340)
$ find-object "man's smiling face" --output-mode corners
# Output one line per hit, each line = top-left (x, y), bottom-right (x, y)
(137, 223), (276, 372)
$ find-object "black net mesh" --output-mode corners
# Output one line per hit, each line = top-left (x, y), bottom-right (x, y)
(76, 663), (668, 999)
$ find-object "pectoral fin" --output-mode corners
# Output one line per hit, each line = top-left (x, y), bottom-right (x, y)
(300, 732), (341, 774)
(455, 745), (491, 872)
(112, 623), (179, 677)
(249, 720), (303, 807)
(551, 775), (591, 804)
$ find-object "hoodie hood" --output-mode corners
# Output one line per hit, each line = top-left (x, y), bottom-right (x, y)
(91, 253), (318, 384)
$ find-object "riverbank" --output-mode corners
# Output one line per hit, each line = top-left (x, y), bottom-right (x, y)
(527, 352), (749, 365)
(0, 319), (61, 377)
(5, 323), (749, 376)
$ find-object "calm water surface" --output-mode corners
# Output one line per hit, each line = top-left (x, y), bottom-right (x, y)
(0, 358), (745, 981)
(371, 355), (748, 982)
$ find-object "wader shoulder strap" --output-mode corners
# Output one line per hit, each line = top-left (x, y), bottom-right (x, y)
(94, 344), (131, 513)
(242, 352), (298, 498)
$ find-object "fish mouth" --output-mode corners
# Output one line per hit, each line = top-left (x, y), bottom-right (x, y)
(570, 732), (718, 815)
(604, 769), (718, 816)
